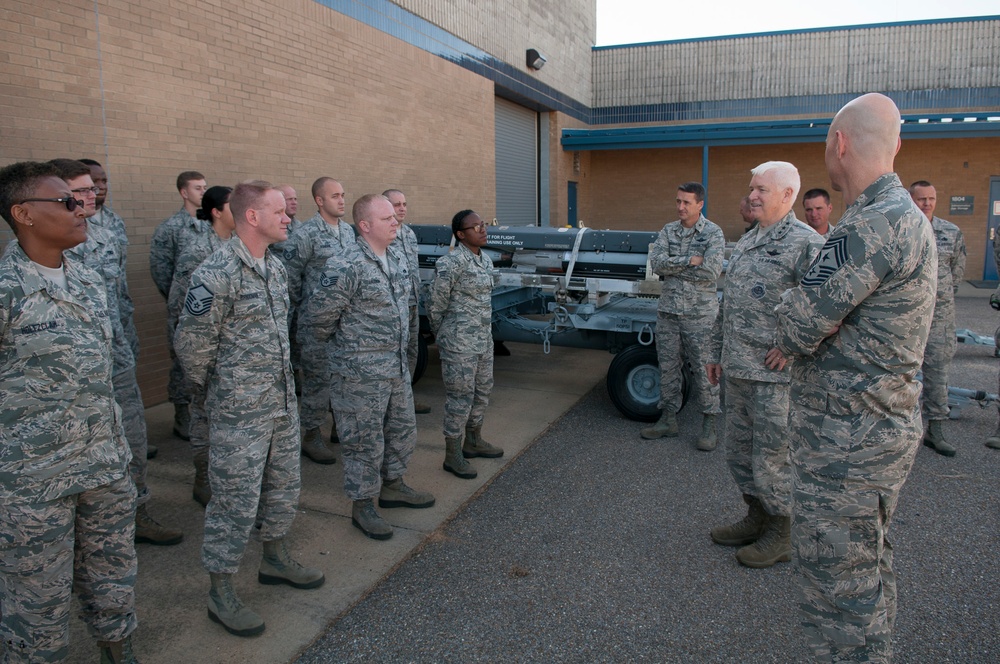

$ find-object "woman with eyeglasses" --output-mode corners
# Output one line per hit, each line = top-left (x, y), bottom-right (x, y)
(168, 185), (235, 506)
(428, 209), (503, 479)
(0, 161), (141, 660)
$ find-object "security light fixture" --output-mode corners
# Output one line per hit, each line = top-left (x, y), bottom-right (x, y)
(526, 49), (547, 71)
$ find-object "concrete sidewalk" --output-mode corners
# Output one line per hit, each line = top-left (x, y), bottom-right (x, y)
(67, 342), (612, 663)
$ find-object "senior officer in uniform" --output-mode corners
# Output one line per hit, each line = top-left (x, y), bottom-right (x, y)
(299, 194), (435, 541)
(175, 181), (324, 638)
(429, 209), (503, 480)
(641, 182), (724, 449)
(384, 188), (432, 415)
(0, 161), (140, 663)
(707, 162), (824, 569)
(284, 177), (356, 464)
(909, 180), (967, 456)
(766, 93), (937, 663)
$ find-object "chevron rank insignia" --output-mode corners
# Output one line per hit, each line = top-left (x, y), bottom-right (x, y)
(801, 235), (849, 288)
(185, 284), (214, 316)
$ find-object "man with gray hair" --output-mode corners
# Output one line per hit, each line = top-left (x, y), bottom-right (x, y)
(767, 93), (937, 661)
(299, 194), (435, 541)
(707, 161), (823, 568)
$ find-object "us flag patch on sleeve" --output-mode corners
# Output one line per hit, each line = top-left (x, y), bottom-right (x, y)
(801, 235), (849, 287)
(185, 284), (214, 316)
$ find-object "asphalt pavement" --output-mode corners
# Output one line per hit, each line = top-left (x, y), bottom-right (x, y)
(296, 285), (1000, 664)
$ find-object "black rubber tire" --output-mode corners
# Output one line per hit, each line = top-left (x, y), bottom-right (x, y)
(411, 333), (429, 385)
(606, 344), (690, 422)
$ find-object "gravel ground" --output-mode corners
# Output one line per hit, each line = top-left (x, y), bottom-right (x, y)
(296, 294), (1000, 664)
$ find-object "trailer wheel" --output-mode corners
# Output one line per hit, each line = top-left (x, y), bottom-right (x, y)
(606, 345), (690, 422)
(412, 333), (429, 385)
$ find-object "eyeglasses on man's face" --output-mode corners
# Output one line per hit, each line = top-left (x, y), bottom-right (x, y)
(18, 197), (85, 212)
(460, 222), (487, 232)
(70, 186), (100, 196)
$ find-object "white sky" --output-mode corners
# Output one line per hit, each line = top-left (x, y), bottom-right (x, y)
(596, 0), (1000, 46)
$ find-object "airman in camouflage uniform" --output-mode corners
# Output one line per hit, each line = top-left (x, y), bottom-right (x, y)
(52, 159), (182, 548)
(284, 177), (356, 464)
(150, 170), (208, 441)
(299, 194), (435, 541)
(170, 185), (235, 507)
(272, 185), (303, 390)
(909, 181), (967, 456)
(0, 161), (139, 662)
(175, 181), (323, 638)
(641, 182), (724, 447)
(768, 94), (937, 663)
(802, 188), (835, 238)
(988, 235), (1000, 450)
(384, 189), (432, 415)
(707, 162), (824, 569)
(428, 210), (502, 480)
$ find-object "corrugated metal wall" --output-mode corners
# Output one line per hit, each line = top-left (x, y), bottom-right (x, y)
(593, 19), (1000, 109)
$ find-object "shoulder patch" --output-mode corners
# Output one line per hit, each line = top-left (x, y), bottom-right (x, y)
(320, 272), (338, 288)
(801, 235), (849, 288)
(185, 283), (214, 316)
(282, 246), (297, 261)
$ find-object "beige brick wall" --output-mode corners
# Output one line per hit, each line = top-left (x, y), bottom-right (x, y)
(2, 0), (499, 404)
(394, 0), (595, 105)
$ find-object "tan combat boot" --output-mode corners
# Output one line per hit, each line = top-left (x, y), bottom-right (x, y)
(301, 427), (336, 464)
(640, 411), (678, 440)
(258, 538), (325, 589)
(711, 494), (766, 546)
(463, 426), (503, 458)
(987, 420), (1000, 449)
(351, 499), (393, 540)
(192, 450), (211, 507)
(378, 477), (436, 508)
(735, 513), (792, 568)
(443, 436), (477, 479)
(173, 403), (191, 441)
(135, 503), (183, 546)
(414, 400), (432, 415)
(696, 414), (717, 451)
(923, 419), (956, 457)
(208, 573), (265, 637)
(97, 635), (139, 664)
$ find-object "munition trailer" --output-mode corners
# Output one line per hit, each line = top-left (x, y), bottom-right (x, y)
(412, 224), (690, 422)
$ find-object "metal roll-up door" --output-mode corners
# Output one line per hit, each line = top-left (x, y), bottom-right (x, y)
(495, 97), (538, 226)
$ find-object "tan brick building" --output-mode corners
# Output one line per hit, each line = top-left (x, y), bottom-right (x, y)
(2, 3), (998, 403)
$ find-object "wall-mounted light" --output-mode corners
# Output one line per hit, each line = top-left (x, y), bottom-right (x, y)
(526, 48), (547, 71)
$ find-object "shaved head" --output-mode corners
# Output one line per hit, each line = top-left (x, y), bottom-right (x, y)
(831, 93), (901, 165)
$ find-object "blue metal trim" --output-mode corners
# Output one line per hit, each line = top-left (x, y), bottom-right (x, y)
(701, 146), (709, 215)
(563, 113), (1000, 151)
(593, 15), (1000, 49)
(313, 0), (590, 121)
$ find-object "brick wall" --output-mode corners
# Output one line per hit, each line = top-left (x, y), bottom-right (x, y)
(1, 0), (498, 404)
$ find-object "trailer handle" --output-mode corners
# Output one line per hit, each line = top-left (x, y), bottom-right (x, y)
(637, 323), (654, 346)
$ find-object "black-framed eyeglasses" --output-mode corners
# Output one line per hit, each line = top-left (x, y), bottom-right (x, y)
(17, 197), (84, 211)
(70, 186), (100, 196)
(460, 222), (487, 232)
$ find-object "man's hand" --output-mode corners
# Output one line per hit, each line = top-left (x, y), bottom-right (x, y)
(764, 347), (787, 371)
(706, 363), (722, 386)
(689, 255), (704, 266)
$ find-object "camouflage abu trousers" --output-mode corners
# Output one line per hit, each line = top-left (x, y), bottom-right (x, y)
(655, 311), (721, 415)
(113, 367), (149, 505)
(790, 391), (920, 664)
(298, 336), (332, 430)
(188, 387), (209, 455)
(723, 377), (792, 517)
(0, 475), (138, 661)
(166, 315), (189, 406)
(202, 409), (301, 574)
(407, 304), (419, 377)
(921, 305), (956, 421)
(331, 372), (416, 501)
(439, 347), (494, 438)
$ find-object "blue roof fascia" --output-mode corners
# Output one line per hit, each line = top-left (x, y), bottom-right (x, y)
(562, 114), (1000, 150)
(593, 15), (1000, 50)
